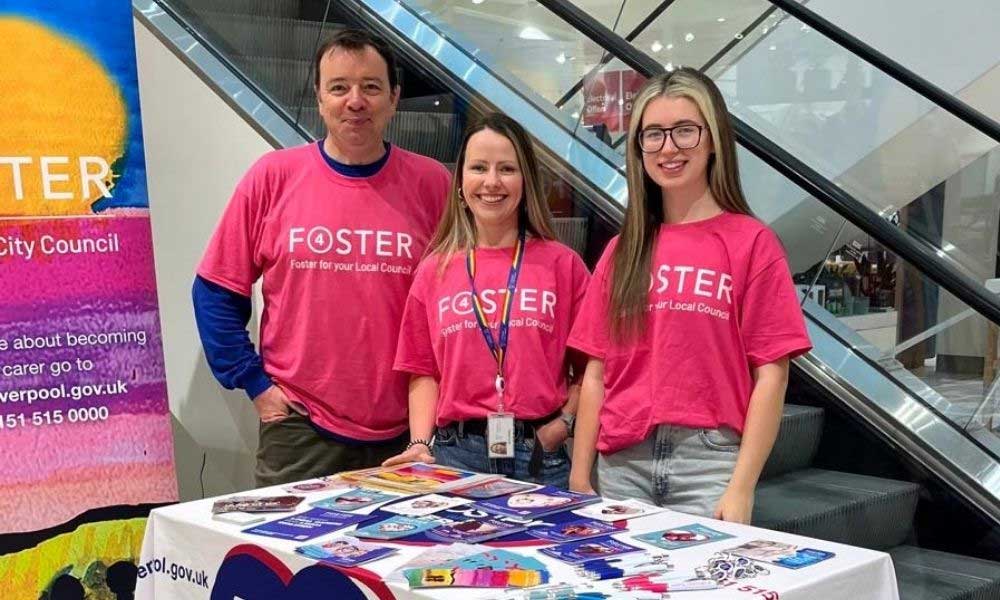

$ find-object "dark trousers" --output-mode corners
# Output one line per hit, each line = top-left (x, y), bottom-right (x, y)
(255, 412), (407, 487)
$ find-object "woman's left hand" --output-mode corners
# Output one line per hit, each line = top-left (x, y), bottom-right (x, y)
(713, 486), (754, 524)
(535, 417), (569, 452)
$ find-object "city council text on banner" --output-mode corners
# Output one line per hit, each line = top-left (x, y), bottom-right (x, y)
(0, 0), (177, 597)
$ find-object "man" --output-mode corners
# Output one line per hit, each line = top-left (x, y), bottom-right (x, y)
(193, 29), (450, 486)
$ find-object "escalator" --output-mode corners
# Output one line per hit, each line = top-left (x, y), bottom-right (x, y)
(134, 0), (1000, 597)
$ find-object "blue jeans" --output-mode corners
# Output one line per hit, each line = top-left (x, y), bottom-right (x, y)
(597, 425), (741, 517)
(433, 423), (571, 489)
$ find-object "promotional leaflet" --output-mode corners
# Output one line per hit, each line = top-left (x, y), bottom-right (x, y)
(451, 478), (541, 499)
(572, 498), (666, 522)
(539, 537), (645, 564)
(426, 517), (527, 544)
(527, 518), (618, 543)
(310, 488), (403, 512)
(633, 523), (735, 550)
(243, 508), (373, 542)
(349, 515), (454, 540)
(340, 462), (500, 494)
(728, 539), (836, 569)
(474, 486), (600, 519)
(211, 495), (304, 514)
(295, 537), (397, 567)
(381, 494), (472, 517)
(283, 477), (351, 494)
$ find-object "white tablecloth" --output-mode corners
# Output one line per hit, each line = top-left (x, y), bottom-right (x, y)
(135, 480), (899, 600)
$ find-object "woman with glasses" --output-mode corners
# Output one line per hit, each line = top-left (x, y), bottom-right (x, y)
(382, 113), (589, 489)
(567, 68), (811, 522)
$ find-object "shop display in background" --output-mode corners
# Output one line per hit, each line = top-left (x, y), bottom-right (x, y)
(795, 246), (897, 317)
(582, 70), (645, 134)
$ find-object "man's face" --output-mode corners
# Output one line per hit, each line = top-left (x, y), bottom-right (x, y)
(316, 45), (398, 153)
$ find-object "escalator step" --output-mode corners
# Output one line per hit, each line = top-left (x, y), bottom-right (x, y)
(753, 468), (919, 550)
(195, 12), (330, 61)
(192, 0), (301, 18)
(232, 56), (314, 109)
(762, 404), (824, 480)
(889, 545), (1000, 600)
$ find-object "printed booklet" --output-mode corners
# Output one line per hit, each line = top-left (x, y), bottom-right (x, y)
(426, 517), (527, 544)
(242, 508), (373, 542)
(572, 498), (665, 522)
(283, 477), (351, 494)
(212, 495), (304, 514)
(450, 479), (541, 499)
(633, 523), (735, 550)
(527, 518), (618, 543)
(296, 537), (397, 567)
(474, 486), (600, 519)
(310, 488), (404, 512)
(349, 515), (454, 540)
(340, 463), (500, 494)
(539, 537), (644, 564)
(727, 539), (836, 569)
(380, 494), (472, 517)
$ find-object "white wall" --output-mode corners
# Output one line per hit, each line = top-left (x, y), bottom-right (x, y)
(134, 17), (273, 500)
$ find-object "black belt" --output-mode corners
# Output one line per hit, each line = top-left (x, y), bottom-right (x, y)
(440, 410), (561, 479)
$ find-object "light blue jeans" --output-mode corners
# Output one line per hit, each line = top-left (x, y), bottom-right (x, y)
(433, 424), (571, 489)
(597, 425), (741, 517)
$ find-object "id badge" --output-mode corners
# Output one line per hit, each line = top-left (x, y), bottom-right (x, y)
(487, 412), (515, 458)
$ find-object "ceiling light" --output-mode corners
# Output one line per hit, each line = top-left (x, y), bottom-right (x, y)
(734, 33), (743, 39)
(472, 0), (484, 4)
(769, 45), (777, 51)
(518, 26), (551, 40)
(555, 52), (566, 64)
(651, 40), (663, 52)
(571, 112), (579, 119)
(666, 43), (674, 50)
(665, 61), (674, 71)
(717, 17), (726, 23)
(684, 32), (695, 42)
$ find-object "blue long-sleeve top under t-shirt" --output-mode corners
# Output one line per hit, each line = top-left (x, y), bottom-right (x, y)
(192, 141), (397, 445)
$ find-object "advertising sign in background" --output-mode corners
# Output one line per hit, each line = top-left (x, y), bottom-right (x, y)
(0, 1), (177, 597)
(582, 69), (645, 134)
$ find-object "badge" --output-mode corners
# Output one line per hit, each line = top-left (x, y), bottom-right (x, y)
(487, 412), (515, 458)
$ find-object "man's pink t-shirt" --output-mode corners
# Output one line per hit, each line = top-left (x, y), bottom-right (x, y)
(198, 143), (449, 440)
(568, 212), (811, 454)
(394, 238), (590, 424)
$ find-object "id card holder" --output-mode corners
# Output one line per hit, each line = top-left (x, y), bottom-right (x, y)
(487, 412), (515, 458)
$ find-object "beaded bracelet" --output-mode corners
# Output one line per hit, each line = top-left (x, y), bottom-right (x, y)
(406, 439), (434, 455)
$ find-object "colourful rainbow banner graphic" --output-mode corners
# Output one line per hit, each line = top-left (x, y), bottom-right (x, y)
(0, 1), (178, 597)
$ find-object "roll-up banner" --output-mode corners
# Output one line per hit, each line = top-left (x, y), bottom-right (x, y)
(0, 1), (178, 597)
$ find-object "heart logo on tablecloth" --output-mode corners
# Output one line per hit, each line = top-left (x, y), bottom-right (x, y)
(211, 544), (397, 600)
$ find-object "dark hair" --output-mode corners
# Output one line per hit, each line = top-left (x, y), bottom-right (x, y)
(313, 28), (399, 90)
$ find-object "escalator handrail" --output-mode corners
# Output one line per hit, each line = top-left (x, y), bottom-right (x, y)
(534, 0), (1000, 329)
(769, 0), (1000, 146)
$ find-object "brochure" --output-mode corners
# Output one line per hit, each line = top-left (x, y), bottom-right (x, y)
(527, 518), (618, 543)
(212, 512), (265, 526)
(282, 477), (350, 494)
(380, 494), (472, 517)
(474, 486), (600, 519)
(633, 523), (735, 550)
(242, 508), (373, 542)
(450, 479), (541, 499)
(340, 463), (500, 494)
(310, 488), (403, 512)
(212, 495), (304, 514)
(349, 515), (454, 540)
(728, 539), (836, 569)
(426, 517), (527, 544)
(538, 537), (644, 564)
(296, 537), (397, 567)
(572, 498), (665, 522)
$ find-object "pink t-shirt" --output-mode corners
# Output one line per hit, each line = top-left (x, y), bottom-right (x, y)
(198, 143), (450, 439)
(568, 212), (811, 454)
(394, 238), (590, 424)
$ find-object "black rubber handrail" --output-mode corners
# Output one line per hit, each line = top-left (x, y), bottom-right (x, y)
(534, 0), (1000, 328)
(770, 0), (1000, 145)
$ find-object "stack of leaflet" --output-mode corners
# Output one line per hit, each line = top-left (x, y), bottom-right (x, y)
(474, 486), (601, 519)
(340, 463), (501, 495)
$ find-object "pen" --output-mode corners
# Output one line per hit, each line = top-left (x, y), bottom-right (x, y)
(584, 565), (673, 580)
(616, 578), (719, 592)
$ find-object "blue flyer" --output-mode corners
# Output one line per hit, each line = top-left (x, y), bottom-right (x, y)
(296, 537), (398, 566)
(633, 523), (735, 550)
(348, 515), (452, 540)
(311, 488), (402, 512)
(474, 486), (600, 519)
(527, 518), (618, 543)
(538, 536), (644, 564)
(774, 548), (836, 569)
(243, 508), (373, 542)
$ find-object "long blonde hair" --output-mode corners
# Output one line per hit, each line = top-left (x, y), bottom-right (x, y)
(610, 67), (751, 339)
(429, 112), (557, 271)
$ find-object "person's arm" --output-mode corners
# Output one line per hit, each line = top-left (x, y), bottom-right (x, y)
(568, 358), (605, 494)
(536, 352), (585, 452)
(714, 358), (789, 524)
(383, 375), (438, 465)
(191, 275), (288, 421)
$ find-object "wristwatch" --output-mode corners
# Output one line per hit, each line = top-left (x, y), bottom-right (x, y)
(559, 412), (576, 435)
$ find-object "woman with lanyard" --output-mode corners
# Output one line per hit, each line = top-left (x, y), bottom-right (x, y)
(567, 68), (811, 521)
(383, 113), (589, 488)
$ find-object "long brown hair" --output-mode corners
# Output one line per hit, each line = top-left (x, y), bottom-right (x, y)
(610, 68), (751, 339)
(429, 112), (557, 272)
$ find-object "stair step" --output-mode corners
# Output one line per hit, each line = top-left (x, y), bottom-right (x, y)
(890, 545), (1000, 600)
(753, 468), (919, 549)
(762, 404), (824, 479)
(196, 12), (331, 61)
(185, 0), (301, 18)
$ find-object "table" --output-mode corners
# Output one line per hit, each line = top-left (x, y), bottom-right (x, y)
(135, 478), (899, 600)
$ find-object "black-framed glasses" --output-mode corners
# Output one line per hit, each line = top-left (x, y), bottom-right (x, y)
(638, 124), (704, 153)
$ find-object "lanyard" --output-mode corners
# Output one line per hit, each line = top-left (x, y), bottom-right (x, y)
(465, 223), (526, 413)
